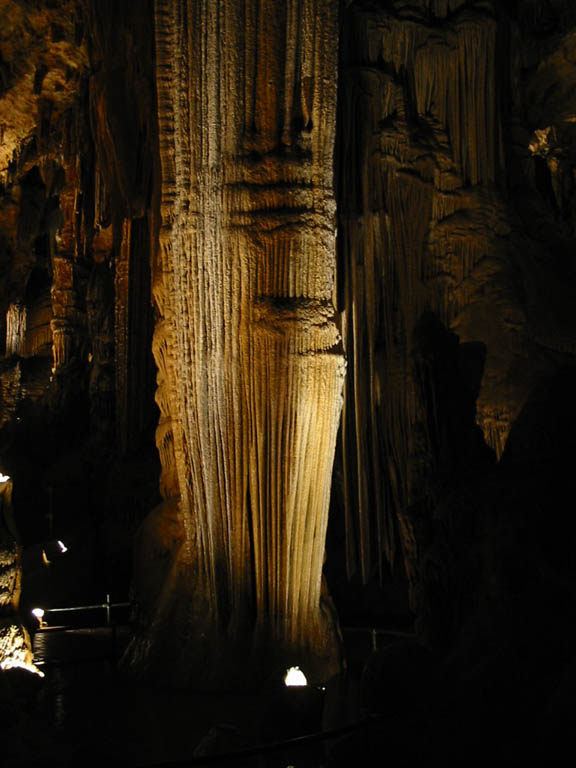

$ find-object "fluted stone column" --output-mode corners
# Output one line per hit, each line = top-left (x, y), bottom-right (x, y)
(125, 0), (344, 686)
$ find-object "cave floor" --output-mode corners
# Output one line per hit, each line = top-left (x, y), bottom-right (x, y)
(4, 623), (558, 768)
(5, 626), (367, 767)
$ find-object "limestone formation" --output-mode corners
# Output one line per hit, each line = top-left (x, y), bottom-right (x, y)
(0, 476), (42, 676)
(124, 0), (345, 685)
(338, 1), (506, 587)
(0, 477), (20, 614)
(2, 0), (576, 701)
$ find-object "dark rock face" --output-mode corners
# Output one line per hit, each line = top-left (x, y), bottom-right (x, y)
(0, 478), (20, 614)
(0, 0), (576, 707)
(0, 0), (160, 626)
(0, 477), (40, 675)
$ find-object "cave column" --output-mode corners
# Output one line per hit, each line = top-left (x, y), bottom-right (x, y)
(126, 0), (344, 685)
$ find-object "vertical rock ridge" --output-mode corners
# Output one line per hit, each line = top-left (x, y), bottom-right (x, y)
(5, 304), (26, 357)
(339, 2), (503, 588)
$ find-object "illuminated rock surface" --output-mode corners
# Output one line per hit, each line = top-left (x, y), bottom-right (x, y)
(0, 0), (576, 722)
(122, 0), (345, 686)
(0, 476), (41, 675)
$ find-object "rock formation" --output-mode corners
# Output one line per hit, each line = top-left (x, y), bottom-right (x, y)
(0, 0), (159, 630)
(1, 0), (576, 703)
(123, 0), (345, 686)
(0, 475), (40, 675)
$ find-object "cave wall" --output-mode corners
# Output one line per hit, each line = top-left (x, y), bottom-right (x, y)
(331, 0), (576, 649)
(0, 0), (160, 618)
(1, 0), (576, 690)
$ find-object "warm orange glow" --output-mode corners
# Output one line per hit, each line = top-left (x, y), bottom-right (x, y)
(0, 659), (45, 678)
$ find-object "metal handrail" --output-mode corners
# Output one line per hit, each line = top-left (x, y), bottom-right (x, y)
(341, 625), (415, 651)
(47, 601), (129, 613)
(38, 595), (130, 626)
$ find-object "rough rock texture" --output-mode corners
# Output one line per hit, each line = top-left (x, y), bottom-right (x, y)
(0, 477), (20, 613)
(0, 0), (159, 616)
(0, 477), (40, 675)
(123, 0), (345, 686)
(334, 0), (576, 648)
(337, 0), (508, 625)
(0, 620), (35, 672)
(1, 0), (576, 721)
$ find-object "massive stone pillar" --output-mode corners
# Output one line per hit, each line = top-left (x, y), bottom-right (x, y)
(125, 0), (344, 686)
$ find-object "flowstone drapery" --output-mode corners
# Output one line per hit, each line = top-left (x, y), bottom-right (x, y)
(124, 0), (344, 685)
(338, 2), (505, 588)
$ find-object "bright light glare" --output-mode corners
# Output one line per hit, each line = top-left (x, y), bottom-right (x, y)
(0, 659), (45, 678)
(32, 608), (45, 619)
(57, 540), (68, 553)
(284, 666), (307, 687)
(0, 473), (10, 483)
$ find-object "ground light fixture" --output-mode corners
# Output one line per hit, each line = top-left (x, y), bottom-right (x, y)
(0, 473), (10, 482)
(31, 607), (46, 628)
(284, 666), (308, 687)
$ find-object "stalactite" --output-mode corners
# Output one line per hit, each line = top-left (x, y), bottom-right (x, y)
(354, 8), (500, 184)
(476, 407), (510, 460)
(50, 203), (82, 369)
(125, 0), (343, 685)
(412, 17), (499, 185)
(5, 304), (26, 357)
(46, 100), (90, 373)
(50, 254), (77, 368)
(339, 3), (502, 589)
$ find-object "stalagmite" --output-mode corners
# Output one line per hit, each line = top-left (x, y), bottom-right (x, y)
(125, 0), (344, 685)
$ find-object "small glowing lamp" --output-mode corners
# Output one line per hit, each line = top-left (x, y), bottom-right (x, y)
(32, 607), (46, 628)
(0, 473), (10, 483)
(284, 665), (308, 687)
(57, 540), (68, 553)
